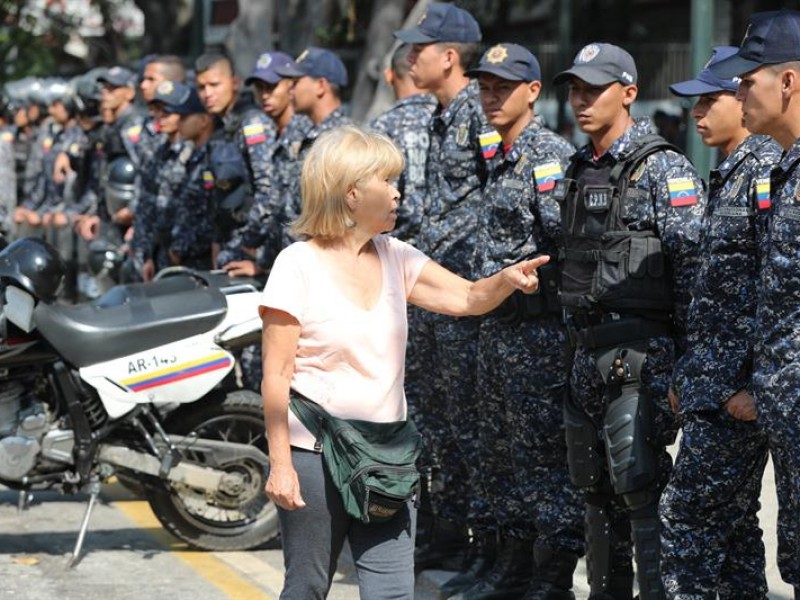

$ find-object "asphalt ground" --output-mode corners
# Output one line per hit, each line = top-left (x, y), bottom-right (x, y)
(0, 448), (794, 599)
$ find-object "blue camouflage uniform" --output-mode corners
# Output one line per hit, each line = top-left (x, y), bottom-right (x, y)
(215, 107), (276, 260)
(131, 138), (190, 272)
(405, 81), (490, 530)
(563, 118), (706, 596)
(369, 93), (437, 245)
(135, 115), (166, 174)
(21, 118), (57, 214)
(165, 140), (220, 270)
(0, 131), (16, 238)
(753, 137), (800, 589)
(217, 112), (313, 270)
(660, 134), (780, 600)
(476, 116), (584, 554)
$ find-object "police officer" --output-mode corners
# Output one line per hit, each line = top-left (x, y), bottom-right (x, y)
(132, 79), (191, 280)
(77, 66), (144, 243)
(273, 46), (354, 248)
(393, 2), (489, 573)
(709, 10), (800, 595)
(453, 44), (585, 600)
(552, 44), (706, 600)
(137, 54), (186, 170)
(195, 52), (275, 261)
(0, 122), (16, 241)
(368, 43), (436, 246)
(658, 46), (779, 600)
(151, 82), (224, 270)
(217, 50), (311, 275)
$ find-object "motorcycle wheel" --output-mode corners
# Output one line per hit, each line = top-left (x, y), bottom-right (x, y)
(144, 389), (279, 551)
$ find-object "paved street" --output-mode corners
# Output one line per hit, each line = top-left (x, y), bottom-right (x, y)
(0, 450), (794, 599)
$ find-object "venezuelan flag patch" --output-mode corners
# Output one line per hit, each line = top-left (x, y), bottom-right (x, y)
(667, 177), (698, 207)
(203, 170), (215, 190)
(126, 124), (142, 143)
(479, 130), (501, 159)
(755, 177), (771, 210)
(533, 162), (564, 192)
(244, 123), (267, 145)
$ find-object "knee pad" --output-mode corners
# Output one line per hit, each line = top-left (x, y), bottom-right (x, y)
(602, 386), (657, 500)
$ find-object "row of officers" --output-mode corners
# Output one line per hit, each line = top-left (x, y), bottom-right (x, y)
(2, 3), (800, 599)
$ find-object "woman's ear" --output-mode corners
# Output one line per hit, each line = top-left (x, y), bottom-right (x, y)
(345, 185), (359, 211)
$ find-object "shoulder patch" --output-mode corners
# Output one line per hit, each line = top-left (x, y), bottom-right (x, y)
(203, 170), (215, 190)
(243, 122), (267, 145)
(127, 124), (142, 143)
(456, 123), (469, 146)
(479, 130), (501, 159)
(755, 177), (771, 210)
(42, 137), (53, 152)
(0, 131), (12, 143)
(68, 143), (81, 156)
(667, 177), (698, 207)
(533, 162), (564, 192)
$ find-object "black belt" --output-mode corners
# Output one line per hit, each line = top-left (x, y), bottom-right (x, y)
(568, 316), (672, 349)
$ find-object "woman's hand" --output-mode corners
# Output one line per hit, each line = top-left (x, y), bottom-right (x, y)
(500, 255), (551, 294)
(265, 463), (306, 511)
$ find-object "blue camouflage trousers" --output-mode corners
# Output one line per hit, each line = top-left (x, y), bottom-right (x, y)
(405, 310), (489, 531)
(660, 410), (769, 599)
(476, 314), (584, 551)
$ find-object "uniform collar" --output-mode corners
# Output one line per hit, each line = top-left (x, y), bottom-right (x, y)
(434, 80), (476, 127)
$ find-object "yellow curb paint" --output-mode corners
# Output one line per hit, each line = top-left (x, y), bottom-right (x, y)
(112, 498), (271, 600)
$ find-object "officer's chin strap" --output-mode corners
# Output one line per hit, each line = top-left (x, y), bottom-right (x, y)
(595, 344), (666, 600)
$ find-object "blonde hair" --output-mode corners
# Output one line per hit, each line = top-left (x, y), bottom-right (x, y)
(291, 125), (404, 240)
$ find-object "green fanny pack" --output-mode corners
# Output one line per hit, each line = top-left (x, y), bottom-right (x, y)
(289, 390), (423, 524)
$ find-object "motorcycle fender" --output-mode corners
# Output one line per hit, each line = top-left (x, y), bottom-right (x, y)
(79, 337), (235, 419)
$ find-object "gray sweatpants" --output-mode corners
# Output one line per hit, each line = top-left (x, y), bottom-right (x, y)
(278, 448), (417, 600)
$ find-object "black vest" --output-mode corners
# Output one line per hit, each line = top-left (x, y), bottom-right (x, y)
(554, 134), (679, 315)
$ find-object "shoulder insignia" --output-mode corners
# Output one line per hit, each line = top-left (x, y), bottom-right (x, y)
(755, 177), (770, 210)
(667, 177), (698, 207)
(203, 170), (215, 190)
(631, 160), (647, 183)
(42, 137), (53, 152)
(127, 124), (142, 143)
(243, 122), (266, 145)
(533, 162), (564, 192)
(514, 155), (529, 175)
(729, 173), (744, 199)
(0, 131), (12, 143)
(479, 130), (501, 159)
(456, 123), (469, 146)
(68, 143), (80, 156)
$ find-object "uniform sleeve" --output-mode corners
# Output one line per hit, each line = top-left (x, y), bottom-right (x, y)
(238, 111), (277, 213)
(260, 244), (309, 321)
(647, 151), (707, 346)
(169, 164), (216, 261)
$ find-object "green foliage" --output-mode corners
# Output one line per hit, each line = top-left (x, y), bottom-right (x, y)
(0, 0), (58, 83)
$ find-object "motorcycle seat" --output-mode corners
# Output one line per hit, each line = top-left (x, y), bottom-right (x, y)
(34, 287), (228, 368)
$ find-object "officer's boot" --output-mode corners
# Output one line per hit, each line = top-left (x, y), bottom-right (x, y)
(630, 516), (665, 600)
(441, 531), (498, 597)
(455, 536), (533, 599)
(414, 516), (471, 573)
(520, 544), (579, 600)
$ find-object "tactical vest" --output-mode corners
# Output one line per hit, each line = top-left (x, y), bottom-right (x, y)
(553, 134), (681, 315)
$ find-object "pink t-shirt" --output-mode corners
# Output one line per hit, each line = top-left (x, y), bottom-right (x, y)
(260, 234), (430, 451)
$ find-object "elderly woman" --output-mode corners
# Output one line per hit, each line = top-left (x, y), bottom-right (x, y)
(259, 124), (547, 600)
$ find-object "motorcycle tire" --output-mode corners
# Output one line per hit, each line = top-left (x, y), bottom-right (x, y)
(144, 389), (279, 551)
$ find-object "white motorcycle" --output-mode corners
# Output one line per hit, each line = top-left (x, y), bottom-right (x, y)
(0, 237), (275, 564)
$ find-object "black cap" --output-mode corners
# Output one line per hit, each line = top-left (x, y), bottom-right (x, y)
(274, 47), (349, 88)
(393, 2), (481, 44)
(97, 66), (136, 88)
(710, 10), (800, 79)
(466, 44), (541, 82)
(670, 46), (742, 97)
(553, 43), (637, 86)
(246, 51), (297, 85)
(159, 82), (206, 115)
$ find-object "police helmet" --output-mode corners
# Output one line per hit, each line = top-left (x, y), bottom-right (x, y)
(104, 156), (138, 215)
(86, 239), (125, 279)
(42, 78), (77, 115)
(73, 69), (104, 118)
(0, 237), (66, 303)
